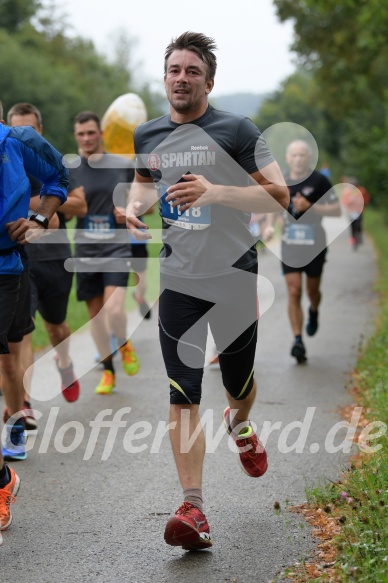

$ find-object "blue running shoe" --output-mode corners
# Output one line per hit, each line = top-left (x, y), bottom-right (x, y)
(2, 423), (27, 461)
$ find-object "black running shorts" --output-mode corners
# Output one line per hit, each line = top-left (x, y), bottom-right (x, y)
(159, 265), (258, 404)
(130, 244), (148, 274)
(0, 270), (35, 352)
(30, 260), (73, 324)
(282, 248), (327, 278)
(0, 274), (21, 353)
(76, 270), (129, 302)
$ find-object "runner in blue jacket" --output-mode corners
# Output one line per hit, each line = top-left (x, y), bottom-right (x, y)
(0, 122), (68, 272)
(0, 102), (68, 524)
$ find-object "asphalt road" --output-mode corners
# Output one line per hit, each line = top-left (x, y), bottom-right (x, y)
(1, 219), (377, 583)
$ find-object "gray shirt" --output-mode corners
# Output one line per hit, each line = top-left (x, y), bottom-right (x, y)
(70, 154), (134, 259)
(135, 106), (274, 278)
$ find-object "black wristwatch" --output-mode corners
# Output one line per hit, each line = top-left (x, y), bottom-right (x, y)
(29, 213), (49, 229)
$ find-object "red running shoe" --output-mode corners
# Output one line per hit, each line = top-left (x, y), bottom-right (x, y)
(3, 400), (37, 431)
(54, 355), (80, 402)
(164, 502), (212, 551)
(223, 407), (268, 478)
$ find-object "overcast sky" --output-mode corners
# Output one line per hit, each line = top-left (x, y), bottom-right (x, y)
(58, 0), (296, 97)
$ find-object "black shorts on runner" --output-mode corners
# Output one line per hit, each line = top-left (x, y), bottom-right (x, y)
(130, 245), (148, 273)
(30, 260), (73, 324)
(0, 274), (21, 353)
(76, 270), (129, 302)
(282, 248), (327, 278)
(159, 265), (258, 405)
(0, 270), (35, 352)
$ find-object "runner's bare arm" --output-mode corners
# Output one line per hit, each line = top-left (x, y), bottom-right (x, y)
(6, 194), (63, 243)
(166, 160), (289, 213)
(293, 192), (341, 216)
(126, 171), (159, 239)
(58, 186), (88, 219)
(308, 200), (341, 217)
(29, 195), (59, 229)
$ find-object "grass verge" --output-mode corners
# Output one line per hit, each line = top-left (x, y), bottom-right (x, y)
(280, 208), (388, 582)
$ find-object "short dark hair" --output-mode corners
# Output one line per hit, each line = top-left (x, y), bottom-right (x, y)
(7, 102), (42, 126)
(164, 32), (217, 80)
(74, 111), (101, 129)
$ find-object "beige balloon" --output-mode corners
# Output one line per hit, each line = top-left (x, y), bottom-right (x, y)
(101, 93), (147, 159)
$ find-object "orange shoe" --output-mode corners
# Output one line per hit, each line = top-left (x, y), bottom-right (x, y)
(0, 466), (20, 530)
(95, 370), (115, 395)
(119, 341), (140, 376)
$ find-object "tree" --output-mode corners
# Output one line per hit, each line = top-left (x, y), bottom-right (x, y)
(274, 0), (388, 116)
(0, 3), (166, 154)
(274, 0), (388, 214)
(253, 71), (342, 176)
(0, 0), (40, 32)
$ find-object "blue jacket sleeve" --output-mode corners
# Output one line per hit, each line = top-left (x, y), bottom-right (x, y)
(9, 126), (69, 204)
